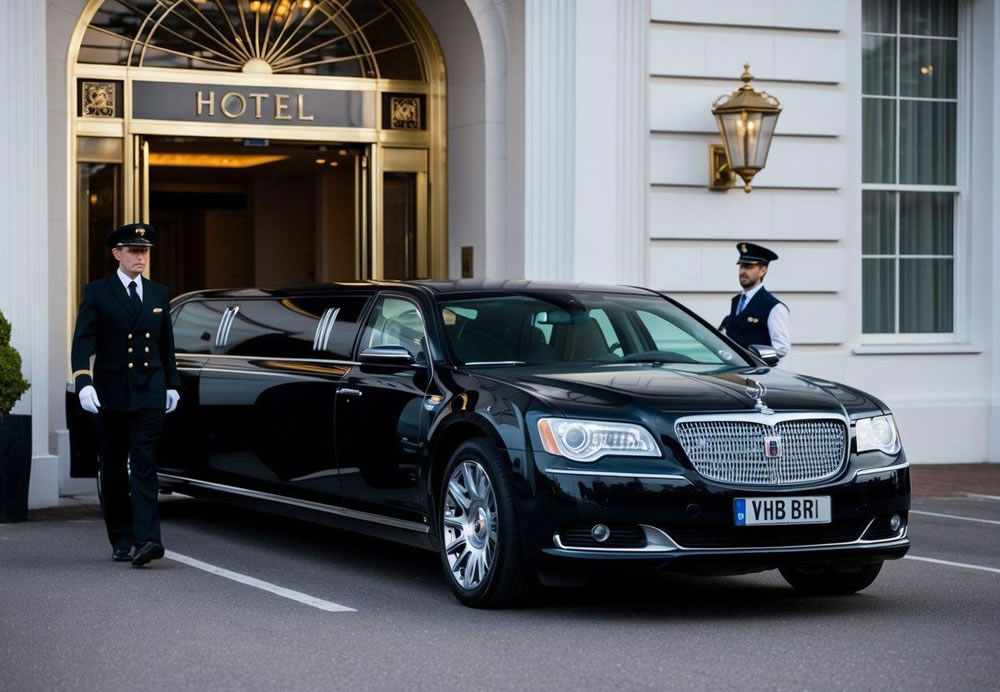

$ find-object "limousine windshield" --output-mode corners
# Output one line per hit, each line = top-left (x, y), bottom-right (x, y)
(438, 292), (749, 367)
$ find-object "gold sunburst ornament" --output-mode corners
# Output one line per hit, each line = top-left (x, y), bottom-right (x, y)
(83, 0), (422, 79)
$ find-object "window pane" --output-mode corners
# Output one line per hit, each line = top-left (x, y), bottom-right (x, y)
(863, 259), (896, 333)
(900, 38), (957, 98)
(172, 301), (228, 355)
(863, 98), (896, 183)
(863, 191), (896, 255)
(899, 100), (955, 184)
(900, 0), (957, 37)
(899, 193), (954, 255)
(863, 0), (897, 33)
(862, 35), (896, 96)
(899, 258), (953, 332)
(363, 297), (427, 363)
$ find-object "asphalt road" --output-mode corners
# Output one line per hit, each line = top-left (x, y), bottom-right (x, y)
(1, 492), (998, 691)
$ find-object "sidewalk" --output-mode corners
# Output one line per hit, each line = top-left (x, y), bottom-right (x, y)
(910, 463), (1000, 498)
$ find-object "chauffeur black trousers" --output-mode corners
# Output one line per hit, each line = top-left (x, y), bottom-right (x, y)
(97, 408), (164, 550)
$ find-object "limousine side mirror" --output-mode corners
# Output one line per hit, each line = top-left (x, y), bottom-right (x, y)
(359, 345), (415, 367)
(748, 344), (780, 367)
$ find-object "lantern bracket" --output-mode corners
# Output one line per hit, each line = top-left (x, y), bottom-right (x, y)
(708, 143), (735, 191)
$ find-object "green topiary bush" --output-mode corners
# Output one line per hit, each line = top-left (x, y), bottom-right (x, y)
(0, 310), (30, 416)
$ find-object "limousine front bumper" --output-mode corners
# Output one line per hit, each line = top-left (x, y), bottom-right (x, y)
(525, 451), (911, 575)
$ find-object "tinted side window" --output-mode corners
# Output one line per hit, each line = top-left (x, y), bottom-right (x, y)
(171, 301), (228, 354)
(361, 296), (427, 363)
(222, 296), (369, 359)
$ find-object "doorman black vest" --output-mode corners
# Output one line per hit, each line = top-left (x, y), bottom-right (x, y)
(720, 287), (787, 350)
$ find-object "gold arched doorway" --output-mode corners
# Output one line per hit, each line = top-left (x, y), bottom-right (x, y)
(68, 0), (446, 299)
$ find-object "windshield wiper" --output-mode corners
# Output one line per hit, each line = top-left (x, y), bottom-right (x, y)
(463, 360), (527, 367)
(622, 352), (696, 365)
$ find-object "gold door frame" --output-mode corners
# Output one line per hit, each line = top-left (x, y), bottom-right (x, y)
(67, 0), (447, 311)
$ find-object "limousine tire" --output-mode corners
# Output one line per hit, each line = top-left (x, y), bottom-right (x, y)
(779, 560), (884, 595)
(439, 439), (533, 608)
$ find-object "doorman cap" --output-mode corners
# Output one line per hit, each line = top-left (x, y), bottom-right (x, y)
(736, 242), (778, 265)
(107, 223), (157, 248)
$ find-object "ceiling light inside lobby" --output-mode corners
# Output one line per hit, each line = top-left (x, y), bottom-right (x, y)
(148, 153), (289, 168)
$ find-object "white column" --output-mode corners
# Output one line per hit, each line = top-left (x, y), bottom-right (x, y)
(524, 0), (648, 284)
(613, 0), (649, 285)
(991, 0), (1000, 462)
(523, 0), (576, 280)
(0, 0), (57, 508)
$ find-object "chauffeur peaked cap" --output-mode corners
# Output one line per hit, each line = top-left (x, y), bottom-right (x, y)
(736, 242), (778, 265)
(107, 223), (157, 248)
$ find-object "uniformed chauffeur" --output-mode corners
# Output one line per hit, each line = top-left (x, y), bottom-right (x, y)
(719, 242), (790, 359)
(71, 223), (180, 566)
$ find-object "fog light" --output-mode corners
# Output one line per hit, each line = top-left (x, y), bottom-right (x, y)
(890, 514), (901, 532)
(591, 524), (611, 543)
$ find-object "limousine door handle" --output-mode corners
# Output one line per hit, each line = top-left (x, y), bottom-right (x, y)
(337, 388), (363, 397)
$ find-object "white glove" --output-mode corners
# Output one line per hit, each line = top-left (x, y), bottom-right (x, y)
(79, 385), (101, 414)
(166, 389), (180, 414)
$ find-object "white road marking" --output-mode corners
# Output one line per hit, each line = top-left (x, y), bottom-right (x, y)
(165, 550), (356, 613)
(910, 510), (1000, 526)
(904, 555), (1000, 575)
(966, 493), (1000, 502)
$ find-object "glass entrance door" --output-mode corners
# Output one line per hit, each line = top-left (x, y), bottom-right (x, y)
(378, 149), (429, 280)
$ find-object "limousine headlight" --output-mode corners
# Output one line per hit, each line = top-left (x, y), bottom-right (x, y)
(855, 414), (901, 455)
(537, 418), (660, 462)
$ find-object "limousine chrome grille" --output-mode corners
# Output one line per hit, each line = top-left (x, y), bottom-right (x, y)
(674, 414), (848, 486)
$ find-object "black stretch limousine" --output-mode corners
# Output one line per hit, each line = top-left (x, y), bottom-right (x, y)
(68, 281), (910, 607)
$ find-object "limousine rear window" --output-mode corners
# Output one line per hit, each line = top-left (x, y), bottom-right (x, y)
(437, 293), (747, 367)
(171, 296), (369, 360)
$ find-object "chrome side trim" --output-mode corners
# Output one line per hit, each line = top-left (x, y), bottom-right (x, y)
(215, 306), (239, 348)
(199, 354), (359, 366)
(313, 308), (332, 350)
(543, 468), (691, 483)
(214, 307), (230, 348)
(853, 461), (910, 479)
(198, 367), (320, 380)
(156, 473), (429, 534)
(552, 524), (680, 553)
(312, 307), (340, 351)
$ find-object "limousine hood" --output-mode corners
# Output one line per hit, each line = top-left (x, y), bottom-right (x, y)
(467, 363), (886, 418)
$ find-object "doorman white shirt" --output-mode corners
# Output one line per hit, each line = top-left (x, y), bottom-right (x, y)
(117, 268), (143, 302)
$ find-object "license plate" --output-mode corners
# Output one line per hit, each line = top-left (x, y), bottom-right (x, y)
(734, 496), (831, 526)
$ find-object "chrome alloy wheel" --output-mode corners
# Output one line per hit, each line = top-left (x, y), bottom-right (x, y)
(443, 460), (498, 590)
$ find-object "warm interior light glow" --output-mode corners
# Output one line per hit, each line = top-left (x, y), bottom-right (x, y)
(329, 161), (339, 167)
(338, 149), (348, 156)
(315, 158), (326, 164)
(920, 65), (934, 75)
(148, 153), (289, 168)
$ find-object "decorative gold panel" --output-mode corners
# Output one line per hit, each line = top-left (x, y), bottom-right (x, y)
(390, 97), (421, 130)
(81, 81), (116, 118)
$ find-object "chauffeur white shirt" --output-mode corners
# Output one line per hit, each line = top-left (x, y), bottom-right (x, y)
(739, 282), (790, 359)
(116, 268), (143, 302)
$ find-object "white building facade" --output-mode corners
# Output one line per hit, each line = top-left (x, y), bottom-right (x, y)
(0, 0), (997, 508)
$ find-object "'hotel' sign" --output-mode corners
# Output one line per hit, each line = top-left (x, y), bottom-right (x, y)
(131, 81), (375, 128)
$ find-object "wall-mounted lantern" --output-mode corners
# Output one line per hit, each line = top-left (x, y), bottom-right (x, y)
(709, 63), (781, 193)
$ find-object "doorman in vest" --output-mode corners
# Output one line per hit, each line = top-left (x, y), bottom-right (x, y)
(719, 242), (790, 359)
(71, 223), (180, 566)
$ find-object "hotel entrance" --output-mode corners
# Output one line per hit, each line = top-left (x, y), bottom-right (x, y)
(70, 0), (446, 303)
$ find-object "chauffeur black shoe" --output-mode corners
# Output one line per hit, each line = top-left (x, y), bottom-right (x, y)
(112, 547), (132, 562)
(131, 541), (165, 567)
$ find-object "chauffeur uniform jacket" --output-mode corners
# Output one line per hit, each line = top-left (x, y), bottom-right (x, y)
(71, 274), (180, 411)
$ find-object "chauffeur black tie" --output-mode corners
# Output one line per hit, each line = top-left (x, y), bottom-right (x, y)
(128, 280), (141, 311)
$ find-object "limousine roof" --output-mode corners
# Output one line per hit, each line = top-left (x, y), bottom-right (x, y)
(173, 280), (660, 303)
